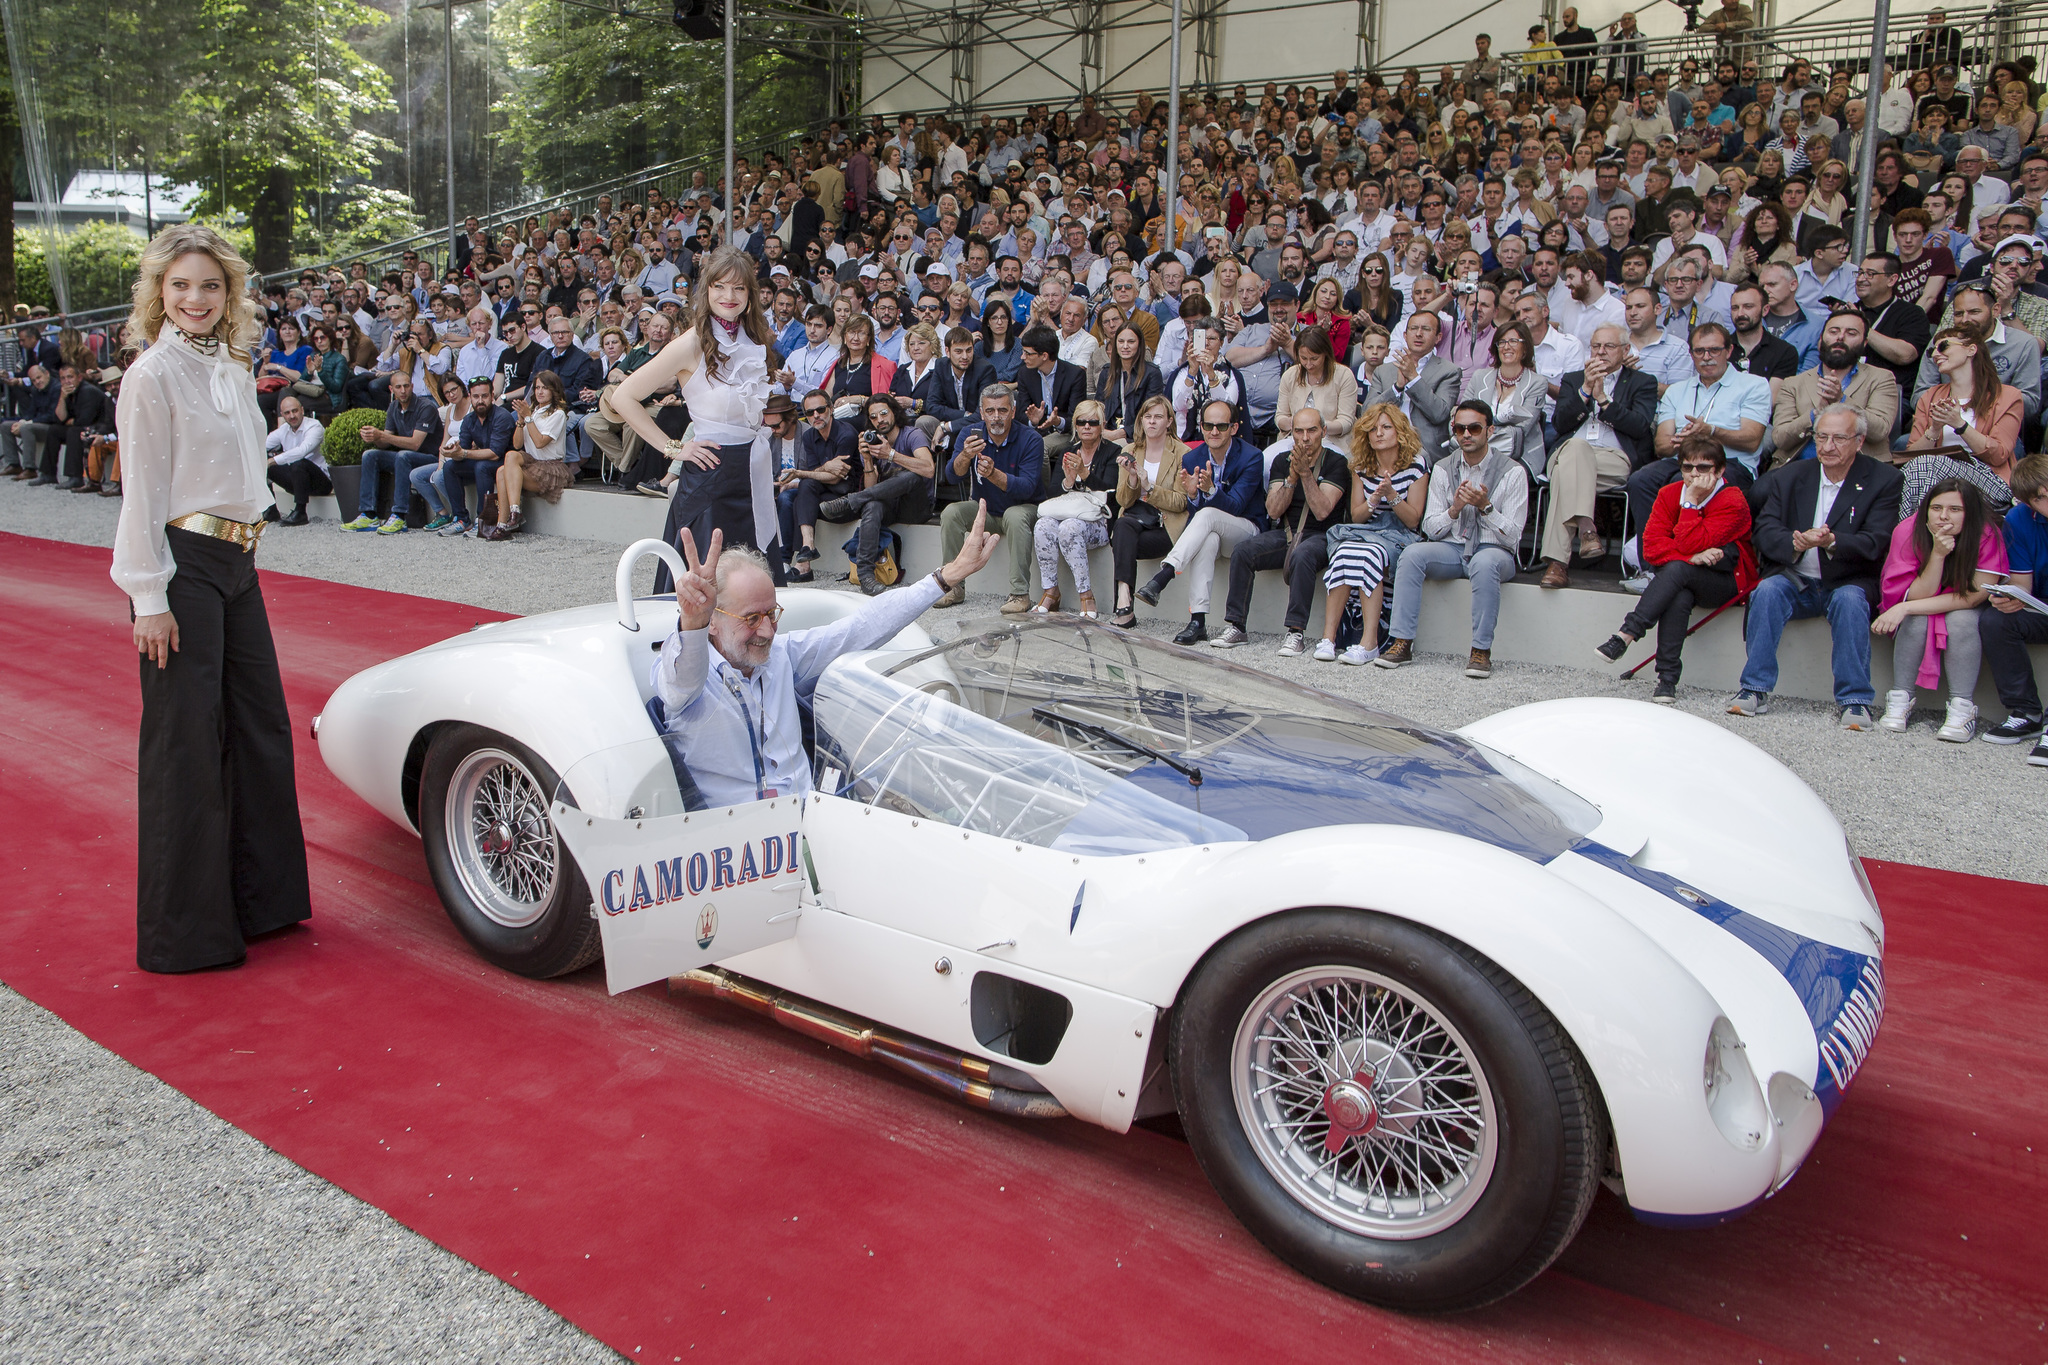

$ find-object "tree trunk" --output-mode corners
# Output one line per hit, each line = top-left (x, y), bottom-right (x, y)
(0, 35), (17, 315)
(250, 165), (295, 274)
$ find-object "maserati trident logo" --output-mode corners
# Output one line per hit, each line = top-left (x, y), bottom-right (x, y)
(695, 902), (718, 950)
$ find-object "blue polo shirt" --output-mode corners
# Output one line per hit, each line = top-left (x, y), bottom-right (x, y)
(2006, 501), (2048, 581)
(458, 403), (517, 460)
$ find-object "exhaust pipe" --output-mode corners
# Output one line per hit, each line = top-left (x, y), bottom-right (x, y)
(672, 967), (1069, 1119)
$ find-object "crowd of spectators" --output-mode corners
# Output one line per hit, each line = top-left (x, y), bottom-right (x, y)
(5, 13), (2047, 762)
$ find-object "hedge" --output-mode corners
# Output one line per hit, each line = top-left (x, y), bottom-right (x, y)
(322, 408), (385, 467)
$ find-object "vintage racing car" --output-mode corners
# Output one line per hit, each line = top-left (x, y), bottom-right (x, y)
(314, 540), (1887, 1311)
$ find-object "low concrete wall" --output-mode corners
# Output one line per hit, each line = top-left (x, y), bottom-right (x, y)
(312, 485), (2047, 711)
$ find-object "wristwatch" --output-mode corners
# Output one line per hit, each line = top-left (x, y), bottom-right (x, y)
(930, 567), (955, 593)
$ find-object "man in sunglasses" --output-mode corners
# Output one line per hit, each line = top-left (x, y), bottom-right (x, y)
(497, 310), (544, 402)
(653, 505), (1001, 808)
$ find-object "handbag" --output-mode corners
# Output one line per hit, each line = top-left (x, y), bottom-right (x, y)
(255, 375), (290, 393)
(840, 527), (903, 585)
(1038, 488), (1109, 522)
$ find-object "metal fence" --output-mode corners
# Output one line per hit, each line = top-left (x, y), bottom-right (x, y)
(1476, 1), (2048, 94)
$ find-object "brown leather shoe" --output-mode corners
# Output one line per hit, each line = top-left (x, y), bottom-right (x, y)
(1000, 594), (1033, 615)
(1464, 648), (1492, 679)
(934, 584), (967, 608)
(1373, 638), (1413, 668)
(1540, 560), (1570, 589)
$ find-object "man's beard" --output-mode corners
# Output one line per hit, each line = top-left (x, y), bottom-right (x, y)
(1821, 345), (1859, 370)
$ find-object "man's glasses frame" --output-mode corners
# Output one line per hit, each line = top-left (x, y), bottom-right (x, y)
(714, 605), (785, 630)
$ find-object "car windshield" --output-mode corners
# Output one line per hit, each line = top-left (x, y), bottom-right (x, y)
(811, 618), (1598, 862)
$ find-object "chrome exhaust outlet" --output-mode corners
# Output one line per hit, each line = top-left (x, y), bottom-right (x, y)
(672, 967), (1069, 1119)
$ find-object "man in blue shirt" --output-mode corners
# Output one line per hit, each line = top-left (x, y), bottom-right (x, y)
(1979, 454), (2048, 761)
(653, 510), (1000, 807)
(937, 383), (1043, 612)
(1134, 399), (1270, 645)
(437, 376), (518, 535)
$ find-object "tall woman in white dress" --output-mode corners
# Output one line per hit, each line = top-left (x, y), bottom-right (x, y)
(114, 224), (311, 973)
(611, 247), (782, 592)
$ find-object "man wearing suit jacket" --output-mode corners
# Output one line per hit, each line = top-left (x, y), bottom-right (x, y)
(1768, 310), (1899, 470)
(1730, 403), (1904, 727)
(1539, 324), (1659, 587)
(1361, 311), (1463, 467)
(1016, 325), (1088, 496)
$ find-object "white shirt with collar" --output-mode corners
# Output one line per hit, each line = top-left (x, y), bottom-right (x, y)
(1799, 464), (1848, 579)
(1527, 326), (1585, 417)
(265, 415), (328, 471)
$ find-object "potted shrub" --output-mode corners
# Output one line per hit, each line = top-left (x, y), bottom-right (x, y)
(323, 407), (386, 522)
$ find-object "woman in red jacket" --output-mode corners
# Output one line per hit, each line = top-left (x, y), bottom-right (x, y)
(1594, 432), (1759, 703)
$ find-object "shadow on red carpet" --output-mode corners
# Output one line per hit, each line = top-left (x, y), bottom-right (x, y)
(2, 530), (2042, 1364)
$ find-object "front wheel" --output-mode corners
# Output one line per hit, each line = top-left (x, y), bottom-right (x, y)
(1170, 908), (1605, 1312)
(419, 724), (601, 978)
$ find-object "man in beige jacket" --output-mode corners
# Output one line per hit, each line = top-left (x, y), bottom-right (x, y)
(1769, 310), (1899, 470)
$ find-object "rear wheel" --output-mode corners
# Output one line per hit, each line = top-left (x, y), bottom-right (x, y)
(419, 724), (601, 978)
(1170, 908), (1605, 1312)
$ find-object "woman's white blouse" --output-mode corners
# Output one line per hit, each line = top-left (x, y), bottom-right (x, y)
(112, 332), (273, 617)
(678, 330), (779, 553)
(524, 404), (570, 461)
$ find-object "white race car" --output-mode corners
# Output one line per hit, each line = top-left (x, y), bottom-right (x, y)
(315, 541), (1886, 1311)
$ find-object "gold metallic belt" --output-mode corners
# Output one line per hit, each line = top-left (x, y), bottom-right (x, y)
(167, 511), (267, 553)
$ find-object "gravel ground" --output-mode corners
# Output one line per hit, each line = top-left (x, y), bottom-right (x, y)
(0, 988), (622, 1365)
(1, 475), (2038, 1361)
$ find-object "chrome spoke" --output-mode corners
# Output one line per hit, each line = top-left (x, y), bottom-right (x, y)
(1231, 965), (1498, 1241)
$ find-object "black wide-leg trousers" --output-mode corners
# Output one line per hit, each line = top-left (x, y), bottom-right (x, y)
(136, 527), (311, 972)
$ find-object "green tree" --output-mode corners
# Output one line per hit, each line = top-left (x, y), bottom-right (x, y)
(493, 0), (826, 199)
(175, 0), (398, 271)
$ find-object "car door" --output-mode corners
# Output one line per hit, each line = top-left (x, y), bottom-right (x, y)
(552, 736), (806, 994)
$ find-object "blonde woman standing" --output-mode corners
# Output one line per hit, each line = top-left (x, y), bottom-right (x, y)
(113, 224), (310, 973)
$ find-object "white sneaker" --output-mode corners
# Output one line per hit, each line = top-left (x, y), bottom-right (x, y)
(1879, 689), (1914, 733)
(1339, 644), (1379, 666)
(1277, 631), (1306, 657)
(1936, 697), (1980, 743)
(1312, 638), (1338, 662)
(1620, 573), (1652, 595)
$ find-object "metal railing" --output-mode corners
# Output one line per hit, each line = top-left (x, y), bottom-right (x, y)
(1468, 0), (2048, 95)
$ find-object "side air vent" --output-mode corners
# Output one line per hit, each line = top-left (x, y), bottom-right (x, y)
(970, 973), (1073, 1066)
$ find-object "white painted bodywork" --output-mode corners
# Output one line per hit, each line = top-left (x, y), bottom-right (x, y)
(316, 590), (1884, 1228)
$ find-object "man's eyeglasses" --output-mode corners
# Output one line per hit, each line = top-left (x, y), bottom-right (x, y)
(803, 405), (830, 417)
(1200, 420), (1234, 431)
(1450, 422), (1487, 435)
(714, 605), (785, 630)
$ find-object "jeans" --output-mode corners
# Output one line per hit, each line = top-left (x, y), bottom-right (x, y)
(435, 457), (502, 524)
(1223, 527), (1331, 633)
(1738, 573), (1874, 706)
(562, 412), (592, 467)
(845, 469), (932, 568)
(344, 372), (390, 411)
(410, 461), (452, 518)
(359, 447), (437, 516)
(1978, 603), (2048, 716)
(1389, 542), (1517, 650)
(1620, 559), (1739, 684)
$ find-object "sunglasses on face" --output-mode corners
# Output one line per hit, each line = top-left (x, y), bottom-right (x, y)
(804, 405), (830, 417)
(1450, 422), (1486, 434)
(1680, 462), (1718, 473)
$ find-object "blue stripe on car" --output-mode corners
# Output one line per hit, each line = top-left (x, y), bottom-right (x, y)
(1570, 840), (1883, 1120)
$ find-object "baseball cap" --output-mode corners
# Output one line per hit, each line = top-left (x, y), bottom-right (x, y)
(1997, 233), (2045, 258)
(1705, 183), (1732, 199)
(923, 259), (955, 279)
(858, 262), (882, 278)
(1265, 281), (1301, 304)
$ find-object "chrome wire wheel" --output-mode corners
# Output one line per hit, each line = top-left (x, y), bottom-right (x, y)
(1231, 966), (1498, 1240)
(444, 748), (559, 929)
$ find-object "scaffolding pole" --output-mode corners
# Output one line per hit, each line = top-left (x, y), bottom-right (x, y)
(724, 0), (736, 246)
(1850, 0), (1891, 260)
(1166, 0), (1182, 252)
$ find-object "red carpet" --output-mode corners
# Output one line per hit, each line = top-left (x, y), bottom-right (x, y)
(2, 528), (2042, 1363)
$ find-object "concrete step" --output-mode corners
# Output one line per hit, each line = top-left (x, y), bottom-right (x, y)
(311, 482), (2047, 712)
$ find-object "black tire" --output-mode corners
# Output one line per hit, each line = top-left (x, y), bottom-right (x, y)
(1169, 908), (1605, 1312)
(418, 724), (601, 979)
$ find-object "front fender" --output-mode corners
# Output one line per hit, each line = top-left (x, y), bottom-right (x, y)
(317, 635), (657, 833)
(1063, 826), (1781, 1220)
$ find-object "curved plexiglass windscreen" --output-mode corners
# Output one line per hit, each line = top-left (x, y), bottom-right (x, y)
(819, 618), (1599, 863)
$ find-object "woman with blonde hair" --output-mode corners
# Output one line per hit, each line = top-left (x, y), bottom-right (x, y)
(113, 223), (311, 972)
(1107, 392), (1198, 628)
(612, 246), (784, 590)
(1030, 398), (1122, 616)
(1314, 403), (1429, 664)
